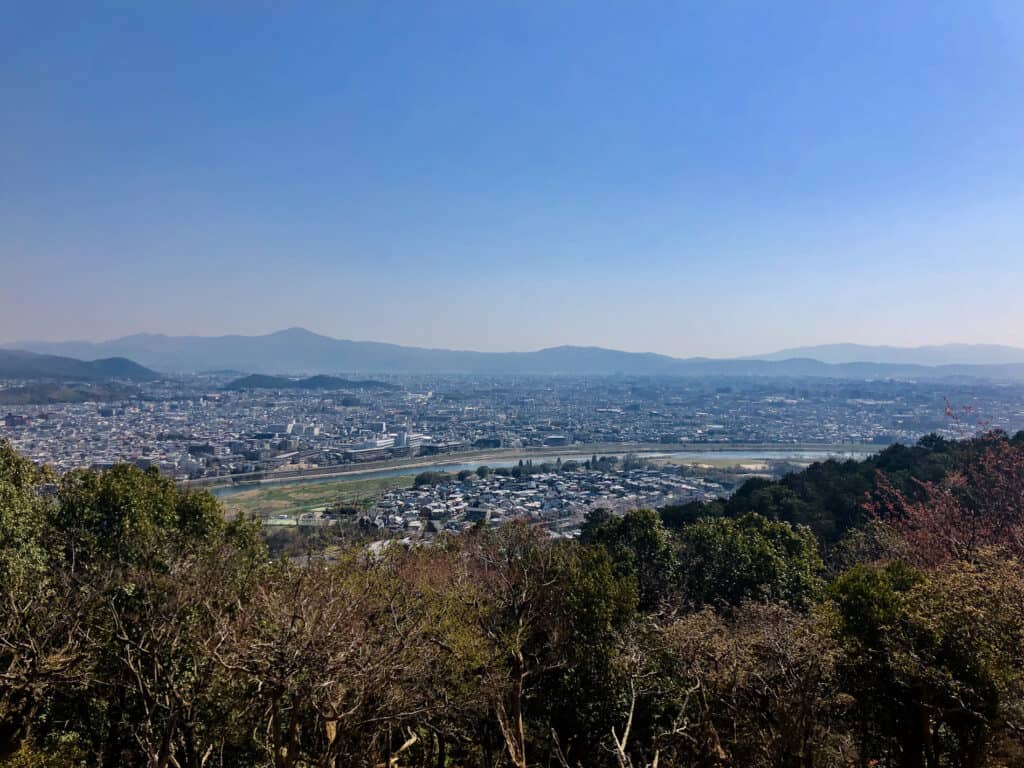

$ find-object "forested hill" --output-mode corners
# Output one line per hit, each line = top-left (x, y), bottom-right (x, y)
(0, 349), (158, 381)
(1, 432), (1023, 767)
(660, 432), (1013, 545)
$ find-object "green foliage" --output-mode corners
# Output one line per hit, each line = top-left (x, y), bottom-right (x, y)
(3, 434), (1024, 768)
(528, 541), (637, 761)
(54, 464), (227, 570)
(0, 442), (62, 758)
(829, 557), (1024, 767)
(0, 440), (51, 582)
(659, 498), (725, 530)
(581, 508), (673, 610)
(829, 560), (921, 646)
(678, 513), (824, 610)
(0, 739), (88, 768)
(413, 470), (450, 487)
(0, 442), (265, 764)
(671, 433), (982, 547)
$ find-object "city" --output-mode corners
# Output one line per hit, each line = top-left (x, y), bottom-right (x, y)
(4, 373), (1023, 483)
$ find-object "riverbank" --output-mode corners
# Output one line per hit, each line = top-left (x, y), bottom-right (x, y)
(199, 442), (877, 497)
(213, 444), (877, 519)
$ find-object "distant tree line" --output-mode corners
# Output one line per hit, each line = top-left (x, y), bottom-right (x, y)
(1, 431), (1024, 767)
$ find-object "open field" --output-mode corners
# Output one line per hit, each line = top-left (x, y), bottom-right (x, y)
(648, 455), (776, 470)
(220, 474), (414, 519)
(213, 444), (874, 519)
(217, 453), (824, 521)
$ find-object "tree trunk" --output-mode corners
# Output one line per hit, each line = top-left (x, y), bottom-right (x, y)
(435, 733), (446, 768)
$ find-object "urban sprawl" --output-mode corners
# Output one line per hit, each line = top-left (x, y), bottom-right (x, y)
(4, 374), (1024, 539)
(4, 375), (1023, 477)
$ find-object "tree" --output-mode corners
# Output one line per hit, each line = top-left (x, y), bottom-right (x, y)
(619, 604), (852, 768)
(0, 454), (269, 767)
(413, 471), (450, 488)
(659, 499), (724, 531)
(678, 513), (823, 610)
(581, 509), (674, 611)
(441, 522), (635, 767)
(529, 542), (636, 763)
(4, 432), (1024, 767)
(54, 466), (262, 767)
(53, 464), (226, 572)
(0, 442), (85, 759)
(830, 556), (1024, 768)
(209, 553), (434, 768)
(92, 529), (263, 768)
(869, 434), (1024, 567)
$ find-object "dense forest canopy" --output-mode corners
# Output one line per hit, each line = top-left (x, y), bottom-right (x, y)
(1, 432), (1023, 767)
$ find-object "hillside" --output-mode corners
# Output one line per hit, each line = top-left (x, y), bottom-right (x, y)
(0, 382), (139, 405)
(0, 349), (159, 381)
(2, 432), (1024, 766)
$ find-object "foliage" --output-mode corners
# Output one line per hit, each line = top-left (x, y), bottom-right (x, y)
(829, 556), (1024, 767)
(670, 433), (983, 546)
(677, 513), (824, 610)
(869, 433), (1024, 566)
(581, 508), (672, 611)
(413, 470), (451, 487)
(3, 433), (1024, 767)
(619, 604), (853, 768)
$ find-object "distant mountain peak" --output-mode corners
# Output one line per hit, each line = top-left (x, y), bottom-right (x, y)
(269, 326), (320, 337)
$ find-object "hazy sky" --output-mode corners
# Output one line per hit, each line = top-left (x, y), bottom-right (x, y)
(3, 2), (1024, 356)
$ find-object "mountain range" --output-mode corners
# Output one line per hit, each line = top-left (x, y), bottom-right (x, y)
(755, 343), (1024, 366)
(7, 329), (1024, 381)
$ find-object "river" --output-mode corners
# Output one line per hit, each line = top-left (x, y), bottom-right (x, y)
(208, 447), (871, 498)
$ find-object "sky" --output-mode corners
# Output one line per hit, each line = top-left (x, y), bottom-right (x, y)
(2, 1), (1024, 357)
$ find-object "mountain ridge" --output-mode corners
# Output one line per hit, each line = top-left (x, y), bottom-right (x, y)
(9, 329), (1024, 380)
(754, 342), (1024, 366)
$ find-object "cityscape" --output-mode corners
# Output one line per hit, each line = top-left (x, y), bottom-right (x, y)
(4, 362), (1024, 544)
(5, 371), (1023, 482)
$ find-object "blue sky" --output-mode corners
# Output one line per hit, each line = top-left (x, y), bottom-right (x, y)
(2, 1), (1023, 356)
